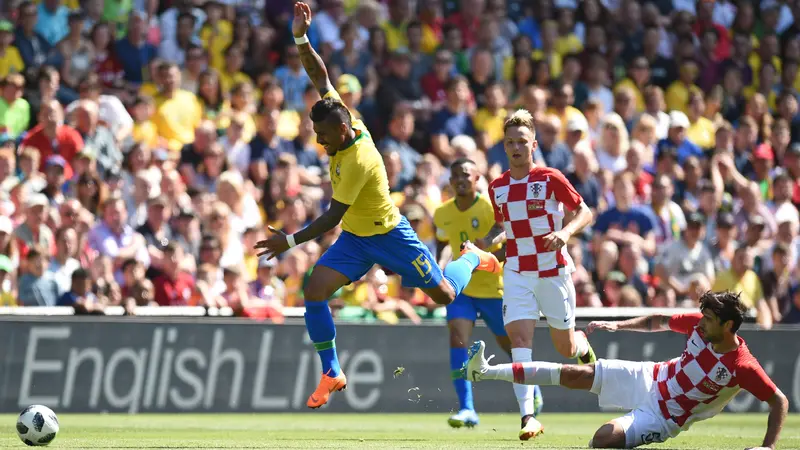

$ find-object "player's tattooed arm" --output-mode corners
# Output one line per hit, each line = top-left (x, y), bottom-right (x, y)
(297, 42), (334, 96)
(293, 2), (334, 96)
(294, 200), (349, 245)
(478, 224), (506, 248)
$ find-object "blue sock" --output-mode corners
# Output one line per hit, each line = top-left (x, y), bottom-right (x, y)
(304, 300), (341, 377)
(450, 347), (474, 411)
(443, 253), (480, 297)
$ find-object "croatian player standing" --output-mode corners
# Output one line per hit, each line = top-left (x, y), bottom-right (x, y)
(433, 158), (543, 429)
(464, 291), (788, 449)
(255, 2), (501, 409)
(488, 109), (597, 439)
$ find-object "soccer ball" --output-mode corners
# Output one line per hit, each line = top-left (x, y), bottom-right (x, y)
(16, 405), (59, 446)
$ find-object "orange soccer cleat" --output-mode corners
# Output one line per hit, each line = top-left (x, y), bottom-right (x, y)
(307, 371), (348, 409)
(460, 241), (502, 274)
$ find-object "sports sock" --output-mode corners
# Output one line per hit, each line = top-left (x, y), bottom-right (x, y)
(450, 347), (473, 411)
(511, 348), (536, 416)
(304, 300), (341, 377)
(572, 331), (590, 359)
(483, 360), (563, 386)
(443, 252), (480, 296)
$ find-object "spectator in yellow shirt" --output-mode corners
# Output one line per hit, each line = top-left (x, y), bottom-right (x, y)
(712, 246), (773, 329)
(152, 62), (203, 153)
(614, 56), (650, 113)
(130, 94), (160, 149)
(0, 254), (15, 306)
(382, 0), (412, 51)
(554, 8), (582, 56)
(0, 21), (24, 79)
(473, 82), (508, 149)
(666, 58), (702, 113)
(199, 1), (233, 73)
(532, 20), (562, 78)
(197, 69), (225, 125)
(218, 81), (256, 143)
(546, 81), (585, 142)
(219, 45), (252, 94)
(686, 90), (716, 150)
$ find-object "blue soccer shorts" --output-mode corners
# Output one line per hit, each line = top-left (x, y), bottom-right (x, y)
(317, 216), (443, 289)
(446, 294), (507, 337)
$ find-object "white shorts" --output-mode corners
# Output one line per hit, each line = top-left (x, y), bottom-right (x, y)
(502, 270), (576, 329)
(595, 359), (681, 448)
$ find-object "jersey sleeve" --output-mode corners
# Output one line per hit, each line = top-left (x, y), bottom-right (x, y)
(548, 169), (583, 211)
(737, 358), (778, 402)
(433, 207), (449, 242)
(668, 312), (703, 334)
(487, 183), (504, 223)
(331, 155), (369, 206)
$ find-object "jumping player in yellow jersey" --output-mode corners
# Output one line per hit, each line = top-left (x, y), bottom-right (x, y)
(434, 158), (544, 429)
(254, 2), (501, 410)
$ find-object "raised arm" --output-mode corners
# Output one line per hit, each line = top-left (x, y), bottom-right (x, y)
(586, 314), (672, 334)
(292, 2), (334, 96)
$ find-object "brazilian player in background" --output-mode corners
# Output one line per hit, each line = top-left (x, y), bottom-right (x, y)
(255, 2), (501, 409)
(434, 158), (543, 428)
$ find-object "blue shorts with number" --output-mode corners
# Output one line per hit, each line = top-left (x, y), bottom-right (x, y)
(317, 216), (443, 288)
(446, 294), (507, 336)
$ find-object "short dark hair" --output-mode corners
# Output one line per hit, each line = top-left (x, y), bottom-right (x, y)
(71, 268), (90, 281)
(121, 258), (139, 272)
(310, 97), (352, 127)
(445, 75), (468, 92)
(451, 157), (476, 170)
(699, 291), (748, 332)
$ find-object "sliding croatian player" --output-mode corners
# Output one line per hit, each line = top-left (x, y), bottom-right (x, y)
(434, 158), (543, 429)
(255, 2), (501, 409)
(487, 109), (597, 440)
(464, 291), (788, 449)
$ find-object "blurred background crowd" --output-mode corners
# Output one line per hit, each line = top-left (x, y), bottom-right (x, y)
(0, 0), (799, 327)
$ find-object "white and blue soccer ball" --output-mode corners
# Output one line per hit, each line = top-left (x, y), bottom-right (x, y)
(16, 405), (59, 446)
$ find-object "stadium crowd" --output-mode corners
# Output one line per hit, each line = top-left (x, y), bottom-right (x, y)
(0, 0), (799, 326)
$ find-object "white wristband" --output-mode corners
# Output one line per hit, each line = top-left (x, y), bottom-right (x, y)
(294, 35), (309, 45)
(286, 234), (297, 248)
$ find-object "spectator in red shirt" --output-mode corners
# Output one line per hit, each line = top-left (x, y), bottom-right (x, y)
(152, 242), (195, 306)
(21, 99), (83, 180)
(446, 0), (484, 49)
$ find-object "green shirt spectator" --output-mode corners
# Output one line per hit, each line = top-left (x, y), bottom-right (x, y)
(0, 73), (29, 139)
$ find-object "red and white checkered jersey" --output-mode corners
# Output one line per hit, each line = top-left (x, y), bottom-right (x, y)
(488, 167), (583, 278)
(652, 313), (777, 430)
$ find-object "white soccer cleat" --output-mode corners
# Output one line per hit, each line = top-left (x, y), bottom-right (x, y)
(448, 409), (479, 428)
(462, 340), (494, 382)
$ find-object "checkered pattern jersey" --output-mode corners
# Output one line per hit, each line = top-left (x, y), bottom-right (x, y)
(488, 167), (583, 277)
(652, 313), (778, 430)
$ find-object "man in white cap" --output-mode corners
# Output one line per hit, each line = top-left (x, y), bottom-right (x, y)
(13, 193), (54, 260)
(655, 110), (703, 164)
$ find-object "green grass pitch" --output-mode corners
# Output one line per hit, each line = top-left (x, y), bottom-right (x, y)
(2, 413), (799, 449)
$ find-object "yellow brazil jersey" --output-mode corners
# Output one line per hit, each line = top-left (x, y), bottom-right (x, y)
(687, 116), (716, 149)
(132, 120), (160, 149)
(473, 108), (508, 148)
(712, 269), (762, 310)
(614, 78), (645, 113)
(200, 21), (234, 74)
(0, 46), (25, 79)
(219, 71), (252, 95)
(324, 89), (401, 237)
(665, 82), (701, 113)
(433, 194), (503, 299)
(153, 89), (203, 152)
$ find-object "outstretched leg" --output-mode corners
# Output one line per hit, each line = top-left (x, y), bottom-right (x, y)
(303, 265), (351, 408)
(423, 241), (501, 305)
